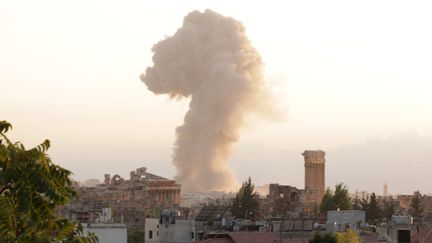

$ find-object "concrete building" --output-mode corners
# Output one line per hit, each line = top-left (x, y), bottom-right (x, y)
(83, 223), (127, 243)
(326, 210), (365, 232)
(377, 216), (414, 243)
(145, 210), (196, 243)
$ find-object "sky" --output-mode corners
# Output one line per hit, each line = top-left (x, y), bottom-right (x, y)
(2, 0), (432, 195)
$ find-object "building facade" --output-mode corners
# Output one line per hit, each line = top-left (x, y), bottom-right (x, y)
(145, 210), (197, 243)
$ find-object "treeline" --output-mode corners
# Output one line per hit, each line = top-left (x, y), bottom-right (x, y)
(320, 183), (426, 224)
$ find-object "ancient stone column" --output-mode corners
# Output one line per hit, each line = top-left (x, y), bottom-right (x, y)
(303, 150), (326, 204)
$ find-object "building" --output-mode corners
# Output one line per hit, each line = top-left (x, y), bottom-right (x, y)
(59, 167), (181, 232)
(195, 205), (231, 236)
(83, 223), (127, 243)
(377, 215), (413, 243)
(195, 232), (307, 243)
(145, 210), (197, 243)
(326, 210), (365, 232)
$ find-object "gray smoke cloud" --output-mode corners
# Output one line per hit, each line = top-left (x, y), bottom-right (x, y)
(140, 9), (275, 192)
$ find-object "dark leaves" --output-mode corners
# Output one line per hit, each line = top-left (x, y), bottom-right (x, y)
(0, 121), (98, 242)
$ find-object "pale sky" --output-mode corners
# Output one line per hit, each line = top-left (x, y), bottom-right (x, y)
(2, 0), (432, 195)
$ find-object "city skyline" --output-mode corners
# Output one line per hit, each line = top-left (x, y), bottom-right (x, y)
(2, 1), (432, 194)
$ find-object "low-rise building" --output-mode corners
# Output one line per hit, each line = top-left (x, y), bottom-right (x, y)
(145, 210), (196, 243)
(326, 210), (365, 232)
(83, 223), (127, 243)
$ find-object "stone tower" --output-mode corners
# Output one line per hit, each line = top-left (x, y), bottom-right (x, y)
(303, 150), (325, 204)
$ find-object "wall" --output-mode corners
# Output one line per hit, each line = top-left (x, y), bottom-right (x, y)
(145, 218), (160, 243)
(326, 210), (365, 232)
(83, 223), (127, 243)
(145, 218), (196, 243)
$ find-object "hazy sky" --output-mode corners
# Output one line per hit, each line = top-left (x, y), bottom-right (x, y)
(2, 0), (432, 194)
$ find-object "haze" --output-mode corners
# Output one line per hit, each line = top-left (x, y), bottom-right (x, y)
(2, 0), (432, 194)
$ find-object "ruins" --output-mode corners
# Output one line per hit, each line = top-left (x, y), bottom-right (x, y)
(303, 150), (326, 204)
(260, 150), (326, 217)
(59, 167), (181, 231)
(59, 151), (327, 232)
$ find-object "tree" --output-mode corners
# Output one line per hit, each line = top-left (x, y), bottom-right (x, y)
(231, 177), (259, 219)
(382, 199), (395, 222)
(319, 183), (352, 214)
(0, 121), (97, 242)
(360, 196), (369, 214)
(335, 230), (361, 243)
(310, 232), (337, 243)
(333, 184), (352, 211)
(352, 192), (362, 210)
(410, 190), (424, 222)
(365, 193), (381, 224)
(320, 188), (335, 213)
(127, 231), (144, 243)
(310, 230), (360, 243)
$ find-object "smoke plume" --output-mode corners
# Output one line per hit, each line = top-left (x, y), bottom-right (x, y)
(141, 9), (275, 192)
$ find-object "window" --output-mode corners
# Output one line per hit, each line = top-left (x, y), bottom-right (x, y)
(149, 230), (153, 239)
(191, 232), (195, 239)
(290, 192), (299, 202)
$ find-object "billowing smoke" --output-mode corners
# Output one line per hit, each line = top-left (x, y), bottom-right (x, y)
(141, 9), (275, 192)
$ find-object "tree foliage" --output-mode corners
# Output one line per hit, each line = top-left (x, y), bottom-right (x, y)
(352, 192), (361, 210)
(310, 232), (337, 243)
(127, 230), (144, 243)
(230, 177), (259, 219)
(410, 190), (424, 221)
(335, 230), (361, 243)
(382, 199), (395, 221)
(0, 121), (97, 242)
(364, 193), (381, 224)
(310, 230), (360, 243)
(319, 184), (352, 213)
(320, 188), (335, 213)
(333, 184), (352, 211)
